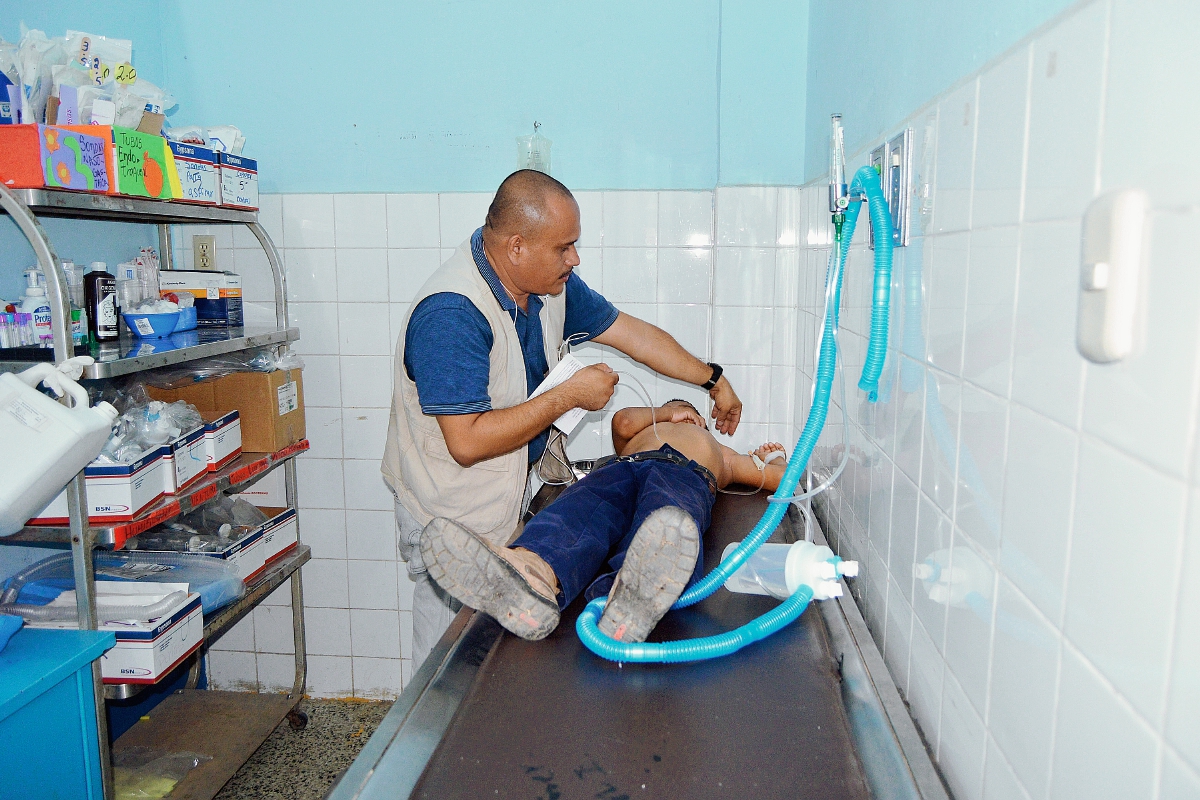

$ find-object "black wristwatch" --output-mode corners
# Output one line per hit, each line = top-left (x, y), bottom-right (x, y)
(701, 362), (723, 390)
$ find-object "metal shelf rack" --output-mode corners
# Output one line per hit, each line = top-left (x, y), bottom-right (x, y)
(0, 185), (308, 800)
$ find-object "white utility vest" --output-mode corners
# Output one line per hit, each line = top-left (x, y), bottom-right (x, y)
(381, 240), (566, 546)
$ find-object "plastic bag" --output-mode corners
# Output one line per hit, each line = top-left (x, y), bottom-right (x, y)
(133, 495), (269, 556)
(517, 122), (552, 174)
(16, 28), (69, 124)
(65, 30), (132, 87)
(205, 125), (245, 154)
(113, 77), (174, 129)
(113, 747), (212, 800)
(165, 125), (206, 145)
(141, 347), (305, 389)
(95, 396), (204, 465)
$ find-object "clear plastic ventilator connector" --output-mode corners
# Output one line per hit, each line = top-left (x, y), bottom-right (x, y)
(721, 540), (858, 603)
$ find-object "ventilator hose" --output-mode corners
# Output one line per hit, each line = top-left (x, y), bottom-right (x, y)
(852, 166), (893, 401)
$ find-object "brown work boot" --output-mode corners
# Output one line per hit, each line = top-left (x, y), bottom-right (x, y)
(598, 506), (700, 643)
(420, 518), (560, 640)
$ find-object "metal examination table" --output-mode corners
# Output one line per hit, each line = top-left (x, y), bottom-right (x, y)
(329, 490), (951, 800)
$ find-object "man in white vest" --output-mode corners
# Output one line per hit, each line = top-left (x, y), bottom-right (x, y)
(382, 170), (743, 669)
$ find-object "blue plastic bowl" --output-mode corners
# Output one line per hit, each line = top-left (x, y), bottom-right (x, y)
(123, 311), (181, 338)
(172, 306), (198, 333)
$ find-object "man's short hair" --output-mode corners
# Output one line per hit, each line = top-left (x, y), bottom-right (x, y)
(484, 169), (576, 238)
(664, 398), (701, 415)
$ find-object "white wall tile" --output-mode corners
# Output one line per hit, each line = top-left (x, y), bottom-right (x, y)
(955, 383), (1007, 556)
(1159, 750), (1200, 800)
(348, 559), (399, 610)
(346, 510), (398, 562)
(939, 667), (987, 800)
(573, 191), (603, 248)
(335, 249), (389, 303)
(657, 248), (712, 305)
(932, 79), (979, 234)
(283, 194), (336, 249)
(925, 233), (970, 375)
(284, 248), (337, 303)
(716, 186), (778, 246)
(602, 191), (658, 247)
(350, 609), (401, 659)
(1011, 221), (1084, 428)
(913, 496), (953, 651)
(908, 618), (945, 743)
(338, 303), (391, 356)
(207, 650), (257, 691)
(1050, 646), (1158, 800)
(602, 248), (656, 303)
(339, 356), (393, 408)
(438, 192), (492, 247)
(658, 191), (713, 247)
(255, 194), (285, 248)
(889, 473), (920, 605)
(388, 248), (442, 304)
(289, 302), (339, 355)
(1000, 405), (1075, 622)
(1067, 439), (1184, 720)
(712, 306), (773, 366)
(209, 614), (255, 652)
(342, 408), (389, 461)
(943, 535), (996, 715)
(721, 365), (772, 425)
(306, 607), (353, 657)
(236, 247), (274, 303)
(334, 194), (387, 249)
(657, 303), (709, 361)
(1082, 210), (1200, 479)
(352, 657), (403, 700)
(922, 373), (961, 516)
(343, 459), (394, 511)
(386, 193), (440, 248)
(962, 226), (1019, 397)
(297, 457), (345, 510)
(1167, 489), (1200, 773)
(256, 653), (297, 692)
(252, 605), (295, 654)
(884, 578), (912, 688)
(775, 187), (802, 247)
(1023, 2), (1108, 223)
(988, 578), (1059, 797)
(713, 248), (776, 306)
(307, 654), (353, 697)
(982, 738), (1033, 800)
(973, 48), (1030, 229)
(299, 508), (347, 560)
(302, 559), (349, 609)
(301, 355), (342, 408)
(304, 406), (343, 459)
(574, 246), (602, 290)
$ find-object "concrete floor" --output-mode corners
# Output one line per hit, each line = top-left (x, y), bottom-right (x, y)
(213, 698), (391, 800)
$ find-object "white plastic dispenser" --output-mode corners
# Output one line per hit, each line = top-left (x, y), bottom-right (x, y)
(722, 540), (857, 601)
(18, 269), (53, 344)
(1077, 188), (1149, 363)
(0, 362), (118, 535)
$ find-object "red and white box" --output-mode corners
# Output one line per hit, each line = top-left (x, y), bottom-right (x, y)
(29, 446), (169, 524)
(205, 411), (242, 471)
(165, 426), (208, 493)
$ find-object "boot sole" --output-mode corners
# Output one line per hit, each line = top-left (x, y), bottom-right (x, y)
(420, 518), (560, 641)
(598, 506), (700, 643)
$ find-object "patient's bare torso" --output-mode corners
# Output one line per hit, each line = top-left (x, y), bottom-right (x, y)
(619, 422), (729, 488)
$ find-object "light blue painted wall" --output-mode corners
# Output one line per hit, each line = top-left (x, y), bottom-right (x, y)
(719, 0), (810, 186)
(804, 0), (1078, 180)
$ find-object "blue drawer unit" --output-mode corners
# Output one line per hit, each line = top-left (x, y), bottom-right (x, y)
(0, 627), (115, 800)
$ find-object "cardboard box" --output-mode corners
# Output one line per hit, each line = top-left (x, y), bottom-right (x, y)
(158, 270), (243, 327)
(217, 152), (258, 210)
(0, 124), (111, 192)
(234, 468), (286, 507)
(169, 141), (220, 205)
(61, 125), (183, 199)
(257, 507), (299, 569)
(27, 583), (203, 684)
(30, 446), (169, 525)
(147, 369), (305, 454)
(206, 410), (243, 470)
(165, 425), (208, 493)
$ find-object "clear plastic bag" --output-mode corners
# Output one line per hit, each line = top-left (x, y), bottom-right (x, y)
(65, 30), (132, 86)
(113, 747), (212, 800)
(16, 27), (69, 124)
(94, 394), (205, 465)
(113, 77), (175, 129)
(141, 347), (305, 390)
(517, 122), (552, 174)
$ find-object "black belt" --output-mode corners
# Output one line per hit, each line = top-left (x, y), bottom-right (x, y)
(592, 446), (718, 494)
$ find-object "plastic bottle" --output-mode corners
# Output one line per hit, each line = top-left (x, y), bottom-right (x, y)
(84, 261), (119, 342)
(18, 271), (53, 346)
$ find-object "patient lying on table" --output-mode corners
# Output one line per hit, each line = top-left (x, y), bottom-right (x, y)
(421, 399), (788, 643)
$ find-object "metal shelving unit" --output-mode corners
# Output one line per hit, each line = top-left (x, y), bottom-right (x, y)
(0, 185), (308, 800)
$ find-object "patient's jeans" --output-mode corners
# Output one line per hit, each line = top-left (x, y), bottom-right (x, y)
(511, 447), (715, 609)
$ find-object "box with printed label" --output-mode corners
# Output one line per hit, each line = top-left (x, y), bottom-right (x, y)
(0, 124), (111, 192)
(217, 152), (258, 210)
(254, 507), (299, 570)
(206, 410), (242, 470)
(158, 270), (243, 327)
(29, 446), (169, 525)
(169, 141), (220, 205)
(165, 426), (208, 493)
(146, 368), (305, 453)
(235, 468), (285, 507)
(27, 583), (203, 684)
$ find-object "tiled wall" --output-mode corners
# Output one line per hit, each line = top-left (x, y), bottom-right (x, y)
(192, 186), (803, 700)
(793, 1), (1200, 799)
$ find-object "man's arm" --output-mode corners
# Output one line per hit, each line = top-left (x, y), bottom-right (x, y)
(593, 312), (743, 435)
(611, 404), (706, 454)
(437, 364), (618, 467)
(719, 443), (787, 492)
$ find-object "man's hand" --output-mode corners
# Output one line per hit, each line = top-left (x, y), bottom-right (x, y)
(562, 363), (618, 411)
(710, 375), (742, 435)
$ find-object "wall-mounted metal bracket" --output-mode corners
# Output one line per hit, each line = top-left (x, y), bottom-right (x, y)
(868, 128), (914, 248)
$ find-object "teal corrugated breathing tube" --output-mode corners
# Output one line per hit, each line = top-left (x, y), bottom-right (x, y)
(577, 165), (894, 662)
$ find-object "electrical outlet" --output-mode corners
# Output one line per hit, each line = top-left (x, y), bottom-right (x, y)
(193, 235), (217, 271)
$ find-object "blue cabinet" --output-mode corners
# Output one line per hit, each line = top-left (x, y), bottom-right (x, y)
(0, 628), (114, 800)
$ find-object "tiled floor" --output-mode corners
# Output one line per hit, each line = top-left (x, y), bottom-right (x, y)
(213, 698), (391, 800)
